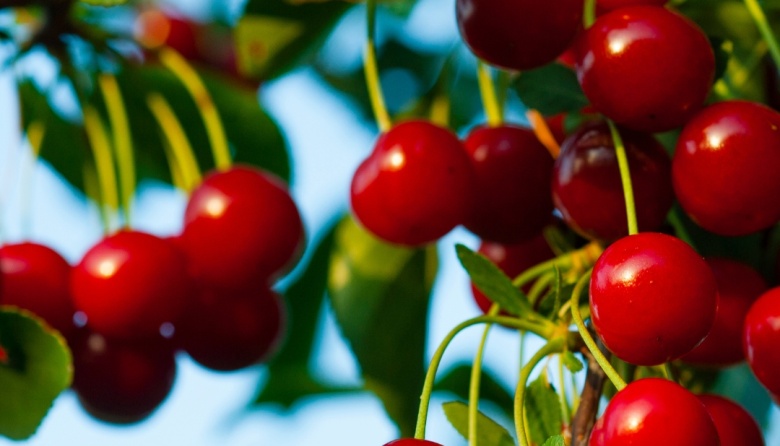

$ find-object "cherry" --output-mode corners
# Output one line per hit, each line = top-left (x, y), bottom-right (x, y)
(681, 258), (767, 367)
(71, 329), (177, 424)
(588, 378), (719, 446)
(590, 232), (717, 366)
(350, 120), (477, 246)
(134, 7), (202, 61)
(174, 286), (285, 372)
(673, 100), (780, 236)
(383, 440), (443, 446)
(181, 165), (304, 290)
(71, 230), (190, 340)
(462, 124), (554, 244)
(743, 286), (780, 396)
(596, 0), (667, 14)
(456, 0), (583, 71)
(552, 121), (673, 242)
(575, 6), (715, 132)
(0, 242), (75, 335)
(697, 394), (765, 446)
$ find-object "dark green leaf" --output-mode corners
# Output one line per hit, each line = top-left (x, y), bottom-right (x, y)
(0, 307), (72, 441)
(434, 363), (514, 418)
(79, 0), (127, 5)
(562, 351), (584, 374)
(328, 216), (438, 436)
(524, 375), (562, 446)
(513, 63), (589, 116)
(442, 401), (514, 446)
(542, 435), (566, 446)
(455, 244), (530, 317)
(713, 363), (772, 428)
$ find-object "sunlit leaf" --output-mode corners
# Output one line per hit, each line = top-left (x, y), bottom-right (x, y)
(456, 244), (530, 317)
(442, 400), (514, 446)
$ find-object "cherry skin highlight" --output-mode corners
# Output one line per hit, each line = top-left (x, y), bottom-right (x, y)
(698, 394), (765, 446)
(744, 287), (780, 396)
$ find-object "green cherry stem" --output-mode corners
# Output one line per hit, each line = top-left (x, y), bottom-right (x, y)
(365, 0), (392, 133)
(743, 0), (780, 69)
(512, 241), (603, 289)
(476, 60), (502, 127)
(83, 106), (120, 235)
(584, 0), (596, 28)
(607, 120), (638, 236)
(558, 354), (571, 424)
(468, 305), (499, 446)
(569, 269), (627, 391)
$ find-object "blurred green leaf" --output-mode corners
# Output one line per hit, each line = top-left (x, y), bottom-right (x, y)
(442, 400), (514, 446)
(562, 351), (584, 374)
(456, 244), (530, 317)
(78, 0), (127, 5)
(713, 363), (773, 428)
(513, 63), (589, 116)
(542, 435), (566, 446)
(434, 364), (514, 418)
(525, 375), (562, 446)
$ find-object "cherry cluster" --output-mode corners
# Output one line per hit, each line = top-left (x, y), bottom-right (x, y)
(0, 165), (303, 424)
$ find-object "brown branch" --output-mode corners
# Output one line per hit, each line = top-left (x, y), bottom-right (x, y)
(570, 338), (610, 446)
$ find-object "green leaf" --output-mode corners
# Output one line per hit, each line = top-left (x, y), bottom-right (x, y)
(328, 216), (438, 436)
(513, 63), (589, 116)
(0, 307), (73, 441)
(455, 244), (530, 317)
(78, 0), (127, 5)
(712, 363), (772, 428)
(434, 364), (514, 418)
(524, 375), (563, 446)
(442, 401), (514, 446)
(562, 351), (584, 374)
(542, 435), (566, 446)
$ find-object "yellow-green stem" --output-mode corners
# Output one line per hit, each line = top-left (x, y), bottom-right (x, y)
(468, 305), (498, 446)
(743, 0), (780, 69)
(584, 0), (596, 28)
(83, 107), (119, 234)
(365, 0), (392, 132)
(607, 120), (638, 236)
(558, 354), (571, 424)
(477, 61), (502, 127)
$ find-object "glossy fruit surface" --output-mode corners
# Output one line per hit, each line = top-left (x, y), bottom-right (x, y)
(588, 378), (719, 446)
(575, 6), (714, 132)
(590, 232), (717, 365)
(462, 124), (554, 244)
(71, 230), (190, 340)
(456, 0), (582, 71)
(383, 440), (443, 446)
(0, 242), (74, 335)
(698, 394), (765, 446)
(552, 122), (673, 242)
(744, 286), (780, 395)
(673, 100), (780, 236)
(350, 120), (477, 246)
(682, 258), (767, 366)
(182, 165), (304, 289)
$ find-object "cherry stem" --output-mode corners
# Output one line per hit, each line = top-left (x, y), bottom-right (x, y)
(666, 208), (697, 250)
(98, 74), (135, 228)
(526, 109), (561, 159)
(364, 0), (392, 133)
(514, 337), (566, 446)
(146, 93), (203, 193)
(607, 120), (638, 236)
(558, 354), (571, 424)
(20, 121), (45, 240)
(159, 47), (232, 171)
(743, 0), (780, 69)
(569, 270), (627, 391)
(477, 61), (502, 127)
(467, 305), (498, 446)
(83, 106), (119, 234)
(414, 314), (556, 439)
(512, 241), (603, 289)
(584, 0), (596, 28)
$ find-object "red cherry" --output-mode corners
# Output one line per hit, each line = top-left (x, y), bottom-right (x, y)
(0, 242), (75, 335)
(175, 287), (285, 372)
(350, 120), (477, 246)
(71, 230), (190, 340)
(181, 165), (305, 290)
(134, 8), (202, 61)
(552, 121), (673, 242)
(575, 6), (714, 132)
(673, 100), (780, 236)
(682, 258), (767, 367)
(596, 0), (667, 14)
(590, 233), (717, 366)
(588, 378), (719, 446)
(71, 330), (177, 424)
(456, 0), (583, 71)
(383, 440), (443, 446)
(744, 287), (780, 395)
(698, 394), (765, 446)
(461, 125), (554, 244)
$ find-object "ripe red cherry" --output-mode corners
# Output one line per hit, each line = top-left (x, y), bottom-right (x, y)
(181, 165), (305, 290)
(588, 378), (719, 446)
(0, 242), (74, 335)
(462, 124), (554, 244)
(682, 258), (767, 367)
(744, 286), (780, 396)
(552, 121), (673, 242)
(697, 394), (765, 446)
(383, 440), (443, 446)
(596, 0), (667, 14)
(575, 6), (714, 132)
(71, 330), (177, 424)
(350, 120), (477, 246)
(673, 100), (780, 236)
(590, 233), (717, 366)
(456, 0), (583, 71)
(134, 7), (202, 61)
(71, 230), (190, 340)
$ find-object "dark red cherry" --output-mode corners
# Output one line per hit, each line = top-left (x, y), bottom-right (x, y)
(552, 121), (673, 242)
(71, 230), (190, 340)
(590, 233), (717, 366)
(383, 440), (443, 446)
(134, 7), (202, 61)
(698, 394), (765, 446)
(673, 100), (780, 236)
(682, 258), (767, 367)
(350, 120), (477, 246)
(588, 378), (719, 446)
(175, 287), (285, 372)
(456, 0), (583, 71)
(71, 329), (176, 424)
(181, 165), (304, 290)
(744, 286), (780, 395)
(596, 0), (667, 14)
(575, 6), (714, 132)
(0, 242), (75, 335)
(462, 124), (554, 244)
